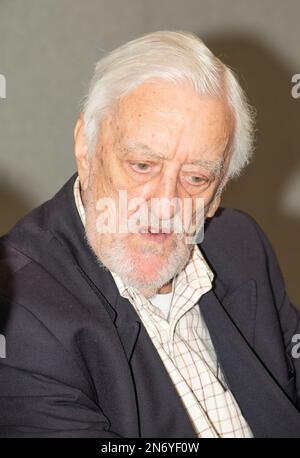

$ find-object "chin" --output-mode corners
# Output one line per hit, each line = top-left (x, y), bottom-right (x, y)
(89, 229), (191, 294)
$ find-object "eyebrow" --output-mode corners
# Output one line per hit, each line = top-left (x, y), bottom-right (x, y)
(187, 157), (225, 177)
(119, 140), (166, 161)
(119, 140), (225, 177)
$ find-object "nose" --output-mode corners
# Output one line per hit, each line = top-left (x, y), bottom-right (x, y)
(150, 171), (180, 221)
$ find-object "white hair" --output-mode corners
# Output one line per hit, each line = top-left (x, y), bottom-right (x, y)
(82, 30), (255, 182)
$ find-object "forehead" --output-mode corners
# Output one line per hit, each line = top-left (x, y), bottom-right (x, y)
(107, 80), (233, 162)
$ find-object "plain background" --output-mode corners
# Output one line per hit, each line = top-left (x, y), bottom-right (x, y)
(0, 0), (299, 306)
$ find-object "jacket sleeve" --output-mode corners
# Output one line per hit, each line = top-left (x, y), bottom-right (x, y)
(0, 295), (122, 438)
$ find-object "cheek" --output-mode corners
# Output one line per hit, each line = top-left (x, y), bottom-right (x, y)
(204, 185), (221, 213)
(191, 183), (220, 215)
(90, 159), (119, 199)
(106, 159), (138, 193)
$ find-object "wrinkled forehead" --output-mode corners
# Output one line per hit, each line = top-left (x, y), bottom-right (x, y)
(102, 80), (233, 162)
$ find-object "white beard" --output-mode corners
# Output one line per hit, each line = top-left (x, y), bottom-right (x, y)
(84, 228), (192, 298)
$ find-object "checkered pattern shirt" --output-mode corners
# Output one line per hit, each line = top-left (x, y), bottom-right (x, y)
(73, 176), (253, 438)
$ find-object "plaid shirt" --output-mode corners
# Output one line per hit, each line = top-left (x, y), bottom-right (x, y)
(74, 177), (252, 438)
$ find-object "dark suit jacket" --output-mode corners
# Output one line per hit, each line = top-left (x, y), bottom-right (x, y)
(0, 172), (300, 438)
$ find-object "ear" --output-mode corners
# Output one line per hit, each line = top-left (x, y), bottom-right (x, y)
(74, 113), (90, 191)
(206, 194), (221, 218)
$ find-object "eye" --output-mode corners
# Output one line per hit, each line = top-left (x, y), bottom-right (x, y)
(185, 175), (209, 186)
(130, 162), (152, 173)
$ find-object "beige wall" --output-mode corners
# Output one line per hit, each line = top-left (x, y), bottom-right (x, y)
(0, 0), (299, 305)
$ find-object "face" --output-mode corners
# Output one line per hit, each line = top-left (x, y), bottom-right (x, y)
(74, 80), (233, 297)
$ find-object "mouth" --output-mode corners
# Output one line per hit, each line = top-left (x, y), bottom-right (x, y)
(138, 227), (172, 242)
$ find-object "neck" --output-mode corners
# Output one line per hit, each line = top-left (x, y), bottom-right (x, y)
(138, 279), (173, 298)
(158, 280), (173, 294)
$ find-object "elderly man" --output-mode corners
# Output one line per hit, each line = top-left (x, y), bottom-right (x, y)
(0, 31), (299, 438)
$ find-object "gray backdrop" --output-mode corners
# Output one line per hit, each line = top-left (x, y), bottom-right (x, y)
(0, 0), (299, 305)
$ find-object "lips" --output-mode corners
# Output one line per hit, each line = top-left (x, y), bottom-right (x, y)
(139, 226), (169, 234)
(138, 226), (171, 242)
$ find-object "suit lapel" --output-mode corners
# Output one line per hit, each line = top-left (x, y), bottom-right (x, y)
(114, 294), (142, 363)
(113, 294), (198, 437)
(199, 284), (300, 437)
(217, 279), (257, 347)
